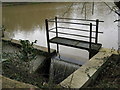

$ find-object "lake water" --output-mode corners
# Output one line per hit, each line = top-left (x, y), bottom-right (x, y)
(2, 2), (118, 63)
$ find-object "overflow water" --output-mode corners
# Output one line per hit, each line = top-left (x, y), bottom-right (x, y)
(49, 54), (81, 84)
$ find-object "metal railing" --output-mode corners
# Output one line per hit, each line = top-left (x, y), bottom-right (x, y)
(45, 17), (103, 53)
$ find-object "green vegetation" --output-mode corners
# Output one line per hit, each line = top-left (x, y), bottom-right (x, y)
(2, 40), (46, 88)
(17, 40), (37, 62)
(2, 40), (61, 88)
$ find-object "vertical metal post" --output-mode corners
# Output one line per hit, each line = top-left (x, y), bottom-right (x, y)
(55, 17), (58, 37)
(95, 19), (99, 44)
(55, 17), (59, 53)
(89, 23), (92, 59)
(89, 23), (92, 49)
(45, 19), (50, 53)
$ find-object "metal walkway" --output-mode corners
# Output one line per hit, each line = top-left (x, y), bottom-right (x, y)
(50, 37), (102, 51)
(45, 17), (103, 59)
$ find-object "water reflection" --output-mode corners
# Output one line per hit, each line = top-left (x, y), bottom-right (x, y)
(2, 2), (118, 62)
(2, 3), (66, 32)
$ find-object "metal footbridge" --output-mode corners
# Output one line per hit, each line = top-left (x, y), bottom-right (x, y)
(45, 17), (103, 59)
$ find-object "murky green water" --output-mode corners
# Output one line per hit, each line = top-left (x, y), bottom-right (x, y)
(2, 2), (118, 63)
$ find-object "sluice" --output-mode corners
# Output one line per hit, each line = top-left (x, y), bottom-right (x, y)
(49, 54), (81, 84)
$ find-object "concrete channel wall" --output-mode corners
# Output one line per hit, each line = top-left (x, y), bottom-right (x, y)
(2, 37), (55, 53)
(2, 37), (56, 73)
(59, 48), (118, 88)
(1, 38), (57, 88)
(2, 38), (119, 88)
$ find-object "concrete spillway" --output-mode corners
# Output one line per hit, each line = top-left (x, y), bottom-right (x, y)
(49, 54), (82, 84)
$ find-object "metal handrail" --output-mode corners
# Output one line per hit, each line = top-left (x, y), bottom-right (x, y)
(48, 20), (96, 26)
(45, 17), (102, 54)
(56, 17), (104, 22)
(50, 31), (95, 39)
(57, 26), (103, 34)
(49, 27), (56, 31)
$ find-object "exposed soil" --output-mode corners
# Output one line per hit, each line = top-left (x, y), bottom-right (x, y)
(88, 54), (120, 88)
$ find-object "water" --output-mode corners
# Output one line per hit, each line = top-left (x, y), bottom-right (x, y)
(2, 2), (118, 63)
(49, 54), (81, 84)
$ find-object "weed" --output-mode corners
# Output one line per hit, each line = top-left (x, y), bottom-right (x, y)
(17, 40), (37, 62)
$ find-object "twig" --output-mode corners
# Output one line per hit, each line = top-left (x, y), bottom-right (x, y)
(114, 19), (120, 22)
(62, 3), (74, 17)
(104, 2), (120, 16)
(92, 2), (94, 15)
(81, 2), (86, 14)
(85, 2), (87, 19)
